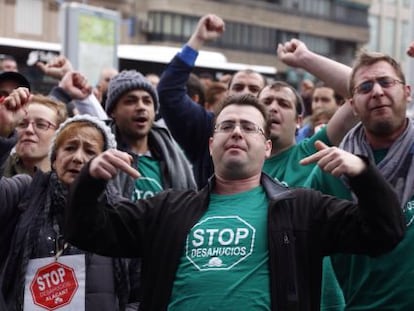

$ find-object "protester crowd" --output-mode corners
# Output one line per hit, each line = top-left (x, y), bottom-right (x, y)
(0, 12), (413, 311)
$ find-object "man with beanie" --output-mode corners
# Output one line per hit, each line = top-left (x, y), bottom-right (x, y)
(105, 69), (197, 201)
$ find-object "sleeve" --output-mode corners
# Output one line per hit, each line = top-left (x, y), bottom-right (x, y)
(157, 47), (214, 163)
(65, 162), (157, 258)
(299, 125), (332, 155)
(303, 165), (353, 200)
(48, 86), (72, 105)
(0, 133), (32, 244)
(313, 160), (405, 256)
(73, 94), (109, 120)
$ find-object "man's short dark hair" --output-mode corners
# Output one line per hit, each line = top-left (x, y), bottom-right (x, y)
(187, 73), (206, 106)
(213, 93), (271, 138)
(0, 54), (16, 62)
(259, 81), (304, 116)
(228, 69), (267, 90)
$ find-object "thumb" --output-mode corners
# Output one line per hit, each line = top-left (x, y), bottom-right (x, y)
(36, 61), (47, 72)
(314, 140), (328, 151)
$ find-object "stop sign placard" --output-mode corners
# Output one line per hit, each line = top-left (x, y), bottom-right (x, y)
(30, 261), (79, 310)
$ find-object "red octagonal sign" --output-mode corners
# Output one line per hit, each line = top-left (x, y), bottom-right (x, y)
(30, 261), (79, 310)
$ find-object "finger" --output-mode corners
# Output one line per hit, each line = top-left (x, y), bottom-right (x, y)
(300, 152), (322, 165)
(36, 61), (47, 72)
(92, 165), (115, 180)
(330, 165), (346, 177)
(206, 15), (224, 33)
(81, 85), (92, 96)
(13, 88), (30, 110)
(300, 148), (330, 165)
(97, 160), (119, 177)
(314, 140), (329, 151)
(276, 43), (284, 55)
(106, 150), (141, 179)
(319, 156), (342, 173)
(111, 156), (140, 179)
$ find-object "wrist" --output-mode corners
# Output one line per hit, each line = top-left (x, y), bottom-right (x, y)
(187, 34), (204, 51)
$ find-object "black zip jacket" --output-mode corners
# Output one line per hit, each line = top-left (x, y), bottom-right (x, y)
(65, 162), (404, 311)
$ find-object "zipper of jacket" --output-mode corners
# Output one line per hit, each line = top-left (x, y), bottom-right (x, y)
(283, 231), (299, 308)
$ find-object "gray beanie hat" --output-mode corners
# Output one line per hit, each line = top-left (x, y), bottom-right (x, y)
(105, 70), (159, 115)
(49, 114), (117, 163)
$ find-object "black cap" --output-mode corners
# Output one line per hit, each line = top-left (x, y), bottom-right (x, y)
(0, 71), (30, 90)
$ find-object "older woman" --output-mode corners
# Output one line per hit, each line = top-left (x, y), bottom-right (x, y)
(0, 88), (138, 310)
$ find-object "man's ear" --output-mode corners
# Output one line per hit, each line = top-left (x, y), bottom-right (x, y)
(296, 114), (303, 129)
(209, 136), (214, 156)
(348, 98), (358, 117)
(405, 84), (412, 103)
(264, 139), (272, 158)
(191, 94), (200, 104)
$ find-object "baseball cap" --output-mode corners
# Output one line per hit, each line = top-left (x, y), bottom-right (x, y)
(0, 71), (31, 91)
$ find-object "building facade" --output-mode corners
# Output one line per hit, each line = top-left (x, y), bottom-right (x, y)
(0, 0), (371, 87)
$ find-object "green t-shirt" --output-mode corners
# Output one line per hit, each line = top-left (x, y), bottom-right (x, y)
(263, 127), (330, 187)
(131, 155), (163, 201)
(168, 186), (271, 310)
(306, 149), (414, 310)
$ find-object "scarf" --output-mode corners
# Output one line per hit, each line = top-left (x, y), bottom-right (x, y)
(340, 118), (414, 209)
(112, 121), (197, 191)
(2, 172), (131, 310)
(148, 126), (197, 190)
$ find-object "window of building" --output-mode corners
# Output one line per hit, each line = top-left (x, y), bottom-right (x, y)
(300, 34), (330, 55)
(15, 0), (43, 35)
(146, 11), (351, 58)
(183, 18), (195, 37)
(368, 15), (379, 51)
(400, 21), (410, 61)
(172, 14), (182, 36)
(383, 17), (396, 55)
(162, 14), (173, 35)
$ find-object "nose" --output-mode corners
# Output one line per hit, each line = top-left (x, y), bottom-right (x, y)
(267, 99), (280, 114)
(230, 124), (244, 137)
(238, 86), (251, 96)
(24, 122), (36, 133)
(72, 148), (87, 164)
(313, 101), (321, 110)
(134, 99), (147, 110)
(371, 81), (384, 98)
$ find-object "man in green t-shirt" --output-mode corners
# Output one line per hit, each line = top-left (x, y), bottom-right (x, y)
(65, 92), (404, 310)
(259, 80), (350, 187)
(304, 50), (414, 310)
(262, 39), (358, 187)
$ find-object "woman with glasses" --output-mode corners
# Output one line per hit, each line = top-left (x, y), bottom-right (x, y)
(3, 93), (68, 177)
(0, 89), (139, 310)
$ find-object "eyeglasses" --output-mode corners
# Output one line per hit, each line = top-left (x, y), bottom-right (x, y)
(16, 118), (57, 132)
(353, 76), (404, 95)
(214, 120), (265, 136)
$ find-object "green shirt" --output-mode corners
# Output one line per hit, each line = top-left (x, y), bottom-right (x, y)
(169, 186), (270, 310)
(306, 149), (414, 310)
(131, 155), (163, 201)
(263, 127), (330, 186)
